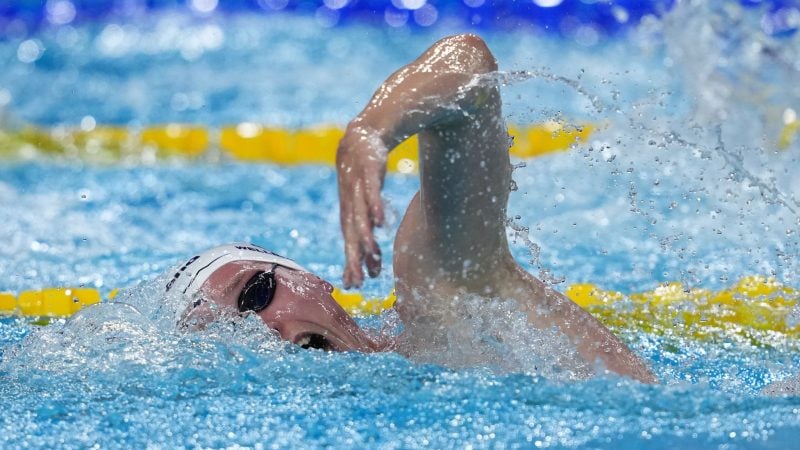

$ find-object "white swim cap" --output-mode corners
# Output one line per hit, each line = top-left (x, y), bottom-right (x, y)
(164, 243), (307, 298)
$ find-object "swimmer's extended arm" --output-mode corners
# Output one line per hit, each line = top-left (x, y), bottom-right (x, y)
(337, 34), (507, 288)
(338, 34), (657, 383)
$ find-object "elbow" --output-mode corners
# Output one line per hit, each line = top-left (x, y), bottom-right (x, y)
(434, 34), (498, 75)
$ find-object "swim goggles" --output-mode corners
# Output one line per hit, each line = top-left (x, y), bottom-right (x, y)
(237, 266), (279, 313)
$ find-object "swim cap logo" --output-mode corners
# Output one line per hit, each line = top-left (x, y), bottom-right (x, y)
(234, 244), (282, 258)
(165, 255), (200, 292)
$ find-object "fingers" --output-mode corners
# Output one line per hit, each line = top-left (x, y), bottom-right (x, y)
(364, 162), (385, 227)
(365, 242), (382, 278)
(340, 175), (382, 288)
(342, 218), (363, 288)
(340, 177), (364, 288)
(337, 131), (387, 288)
(343, 258), (363, 289)
(355, 192), (381, 279)
(353, 177), (382, 280)
(363, 153), (386, 227)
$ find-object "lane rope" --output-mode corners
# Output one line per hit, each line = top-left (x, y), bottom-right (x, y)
(2, 276), (797, 344)
(0, 121), (594, 172)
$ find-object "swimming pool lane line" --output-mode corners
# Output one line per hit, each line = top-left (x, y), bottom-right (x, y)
(2, 276), (797, 346)
(0, 122), (595, 170)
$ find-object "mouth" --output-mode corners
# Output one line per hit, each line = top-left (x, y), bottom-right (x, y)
(294, 333), (337, 351)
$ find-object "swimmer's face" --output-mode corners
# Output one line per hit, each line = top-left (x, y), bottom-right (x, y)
(190, 260), (382, 352)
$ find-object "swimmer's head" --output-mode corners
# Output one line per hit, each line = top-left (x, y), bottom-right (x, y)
(168, 244), (385, 352)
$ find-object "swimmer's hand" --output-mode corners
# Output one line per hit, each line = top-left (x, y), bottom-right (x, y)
(337, 126), (388, 288)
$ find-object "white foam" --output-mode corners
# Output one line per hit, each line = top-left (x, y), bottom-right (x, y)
(397, 291), (592, 381)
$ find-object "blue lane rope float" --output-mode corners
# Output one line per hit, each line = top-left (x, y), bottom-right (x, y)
(0, 122), (595, 172)
(2, 276), (798, 345)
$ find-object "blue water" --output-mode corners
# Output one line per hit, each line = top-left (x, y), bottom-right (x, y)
(2, 2), (800, 448)
(2, 0), (677, 37)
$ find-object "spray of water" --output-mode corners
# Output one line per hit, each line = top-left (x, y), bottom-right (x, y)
(0, 273), (287, 381)
(397, 290), (592, 381)
(477, 4), (800, 289)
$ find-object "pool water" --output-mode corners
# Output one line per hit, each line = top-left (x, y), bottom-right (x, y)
(2, 2), (800, 448)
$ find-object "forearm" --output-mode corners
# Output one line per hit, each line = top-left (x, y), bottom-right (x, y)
(509, 267), (657, 383)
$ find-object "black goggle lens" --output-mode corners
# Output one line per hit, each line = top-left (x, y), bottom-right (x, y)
(237, 270), (277, 313)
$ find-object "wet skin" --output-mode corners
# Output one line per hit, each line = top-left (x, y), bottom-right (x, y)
(194, 260), (386, 352)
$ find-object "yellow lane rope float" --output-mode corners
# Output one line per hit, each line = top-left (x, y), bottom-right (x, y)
(2, 276), (797, 345)
(778, 118), (800, 150)
(565, 276), (799, 345)
(0, 121), (594, 172)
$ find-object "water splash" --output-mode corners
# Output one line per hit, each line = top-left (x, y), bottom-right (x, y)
(488, 6), (800, 288)
(397, 291), (591, 381)
(488, 69), (606, 114)
(0, 275), (287, 382)
(506, 215), (566, 287)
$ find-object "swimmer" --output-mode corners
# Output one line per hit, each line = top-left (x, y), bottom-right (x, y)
(170, 34), (656, 384)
